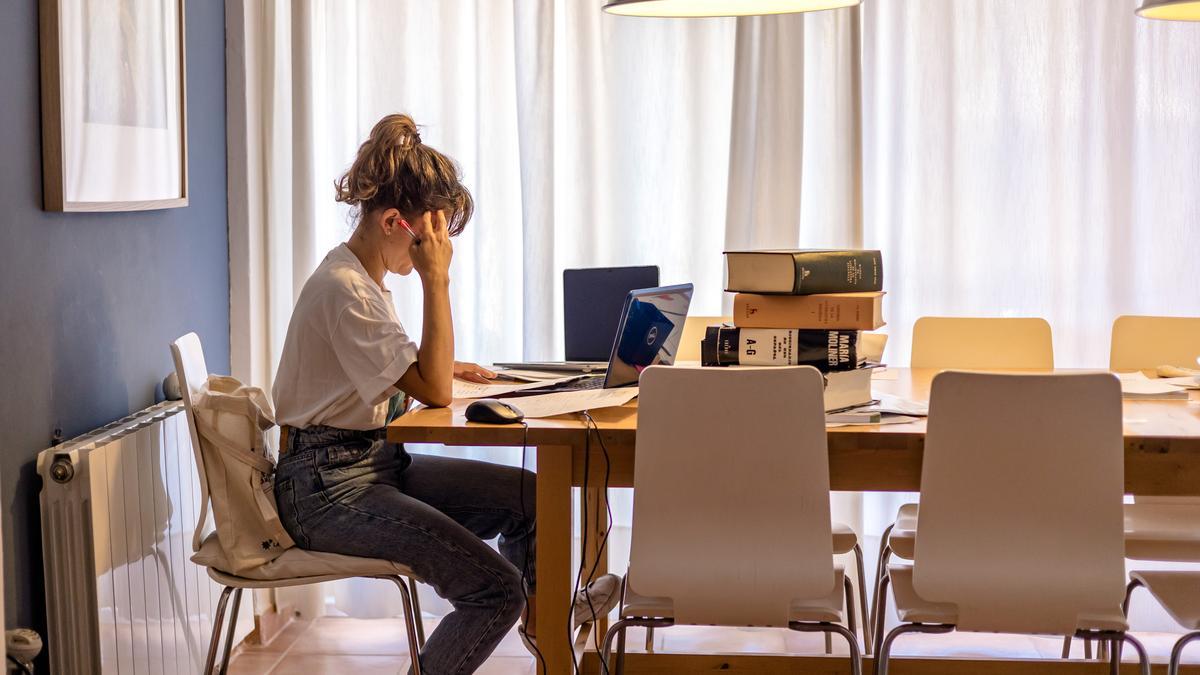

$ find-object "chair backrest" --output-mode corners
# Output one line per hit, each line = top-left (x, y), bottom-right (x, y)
(629, 365), (835, 626)
(170, 333), (212, 549)
(911, 317), (1054, 369)
(677, 315), (732, 362)
(912, 371), (1126, 634)
(1110, 315), (1200, 372)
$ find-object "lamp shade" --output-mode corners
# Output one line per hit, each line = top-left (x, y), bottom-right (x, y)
(602, 0), (860, 18)
(1137, 0), (1200, 20)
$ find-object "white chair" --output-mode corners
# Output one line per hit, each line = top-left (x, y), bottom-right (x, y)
(1108, 316), (1200, 672)
(870, 317), (1055, 654)
(600, 366), (863, 675)
(171, 333), (426, 674)
(875, 371), (1149, 675)
(909, 316), (1054, 370)
(1124, 571), (1200, 675)
(677, 315), (731, 362)
(1110, 315), (1200, 373)
(677, 315), (874, 652)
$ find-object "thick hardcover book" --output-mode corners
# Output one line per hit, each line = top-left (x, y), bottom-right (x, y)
(700, 326), (864, 371)
(823, 368), (875, 412)
(724, 249), (883, 295)
(733, 292), (885, 330)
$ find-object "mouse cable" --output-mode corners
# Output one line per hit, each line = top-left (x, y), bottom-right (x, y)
(567, 417), (593, 675)
(517, 421), (549, 675)
(581, 410), (615, 673)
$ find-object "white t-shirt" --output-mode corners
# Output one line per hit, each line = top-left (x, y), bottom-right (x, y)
(273, 244), (419, 430)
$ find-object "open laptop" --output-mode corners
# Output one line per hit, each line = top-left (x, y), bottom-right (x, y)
(515, 283), (694, 392)
(495, 265), (660, 373)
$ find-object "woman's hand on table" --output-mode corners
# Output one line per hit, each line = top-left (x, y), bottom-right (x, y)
(454, 361), (497, 384)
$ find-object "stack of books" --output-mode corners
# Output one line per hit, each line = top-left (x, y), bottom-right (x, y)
(701, 249), (885, 411)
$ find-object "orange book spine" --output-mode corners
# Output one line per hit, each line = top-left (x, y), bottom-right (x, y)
(733, 293), (884, 330)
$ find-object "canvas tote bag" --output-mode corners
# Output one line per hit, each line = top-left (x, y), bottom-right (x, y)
(190, 375), (294, 573)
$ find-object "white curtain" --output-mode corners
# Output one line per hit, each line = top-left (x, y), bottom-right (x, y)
(228, 0), (1200, 633)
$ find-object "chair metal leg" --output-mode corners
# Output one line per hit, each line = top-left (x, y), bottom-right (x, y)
(616, 625), (628, 675)
(1085, 637), (1093, 659)
(875, 622), (954, 675)
(1113, 578), (1146, 664)
(867, 525), (895, 642)
(872, 572), (892, 657)
(217, 588), (244, 674)
(407, 577), (427, 647)
(1122, 632), (1151, 675)
(203, 586), (235, 675)
(381, 576), (423, 675)
(644, 625), (654, 652)
(825, 630), (833, 655)
(843, 575), (858, 642)
(1169, 630), (1200, 675)
(789, 622), (863, 675)
(852, 544), (873, 654)
(601, 618), (672, 675)
(1109, 636), (1120, 675)
(1061, 634), (1072, 659)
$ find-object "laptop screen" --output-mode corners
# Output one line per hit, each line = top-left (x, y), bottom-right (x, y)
(604, 284), (694, 388)
(563, 266), (660, 361)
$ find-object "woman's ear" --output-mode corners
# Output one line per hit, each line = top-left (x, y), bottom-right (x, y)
(379, 207), (402, 236)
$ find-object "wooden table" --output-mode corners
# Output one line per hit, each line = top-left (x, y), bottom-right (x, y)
(388, 368), (1200, 674)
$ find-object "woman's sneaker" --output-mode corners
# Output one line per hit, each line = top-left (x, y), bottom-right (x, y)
(572, 573), (622, 627)
(518, 574), (624, 656)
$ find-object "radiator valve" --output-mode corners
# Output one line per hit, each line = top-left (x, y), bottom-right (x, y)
(49, 457), (74, 484)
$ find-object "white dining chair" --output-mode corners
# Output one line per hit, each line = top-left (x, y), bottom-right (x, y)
(870, 317), (1055, 654)
(171, 333), (427, 674)
(874, 371), (1149, 675)
(600, 366), (863, 675)
(1123, 571), (1200, 675)
(677, 315), (874, 651)
(1104, 316), (1200, 670)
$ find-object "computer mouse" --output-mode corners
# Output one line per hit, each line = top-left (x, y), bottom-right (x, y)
(465, 398), (525, 424)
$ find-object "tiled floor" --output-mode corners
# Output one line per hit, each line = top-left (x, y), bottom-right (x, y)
(229, 615), (1200, 674)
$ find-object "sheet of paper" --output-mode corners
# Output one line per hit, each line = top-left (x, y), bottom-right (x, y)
(453, 375), (580, 399)
(827, 414), (921, 428)
(1154, 375), (1200, 390)
(493, 369), (576, 382)
(860, 393), (929, 416)
(1117, 371), (1189, 397)
(508, 388), (639, 419)
(870, 368), (899, 381)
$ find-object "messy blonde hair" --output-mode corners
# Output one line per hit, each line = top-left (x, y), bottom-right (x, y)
(335, 114), (474, 236)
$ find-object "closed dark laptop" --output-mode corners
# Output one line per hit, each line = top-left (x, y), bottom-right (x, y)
(564, 266), (659, 361)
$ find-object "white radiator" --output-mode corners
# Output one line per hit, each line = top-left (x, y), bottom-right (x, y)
(38, 401), (253, 674)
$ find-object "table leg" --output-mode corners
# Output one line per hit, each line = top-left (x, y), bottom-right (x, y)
(536, 445), (574, 673)
(583, 482), (611, 643)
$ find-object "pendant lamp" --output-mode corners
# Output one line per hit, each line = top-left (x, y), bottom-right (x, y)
(1137, 0), (1200, 20)
(602, 0), (861, 18)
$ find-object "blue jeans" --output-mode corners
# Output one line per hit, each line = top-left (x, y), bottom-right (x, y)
(275, 426), (536, 674)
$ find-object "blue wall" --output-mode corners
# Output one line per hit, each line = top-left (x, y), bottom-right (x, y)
(0, 0), (229, 636)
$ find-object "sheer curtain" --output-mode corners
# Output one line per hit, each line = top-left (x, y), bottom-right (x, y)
(228, 0), (1200, 631)
(859, 0), (1200, 633)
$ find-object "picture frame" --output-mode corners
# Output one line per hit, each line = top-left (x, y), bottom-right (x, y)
(39, 0), (188, 212)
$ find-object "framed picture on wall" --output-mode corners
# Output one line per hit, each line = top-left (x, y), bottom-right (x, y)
(39, 0), (188, 212)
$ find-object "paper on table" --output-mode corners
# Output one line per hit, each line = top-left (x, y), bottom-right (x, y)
(860, 393), (929, 416)
(453, 375), (580, 399)
(508, 388), (639, 419)
(1117, 372), (1189, 399)
(493, 369), (575, 382)
(827, 414), (921, 428)
(870, 368), (899, 381)
(1154, 375), (1200, 390)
